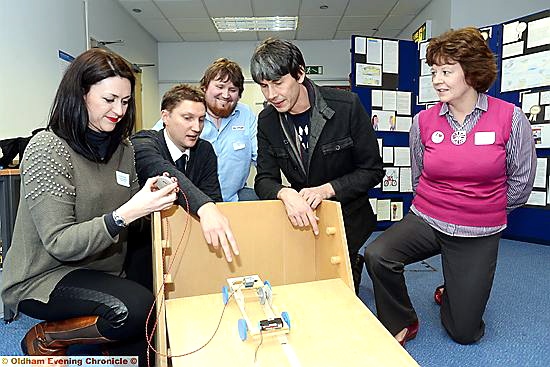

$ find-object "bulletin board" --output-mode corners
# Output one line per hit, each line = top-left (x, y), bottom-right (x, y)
(351, 35), (420, 230)
(351, 9), (550, 244)
(492, 9), (550, 244)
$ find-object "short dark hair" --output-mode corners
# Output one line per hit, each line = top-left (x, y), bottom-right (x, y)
(250, 38), (305, 83)
(200, 58), (244, 97)
(426, 27), (497, 92)
(161, 84), (205, 112)
(47, 48), (136, 161)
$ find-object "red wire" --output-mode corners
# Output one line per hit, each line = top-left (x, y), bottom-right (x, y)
(144, 185), (191, 366)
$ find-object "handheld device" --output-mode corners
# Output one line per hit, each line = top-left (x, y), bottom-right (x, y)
(156, 176), (173, 189)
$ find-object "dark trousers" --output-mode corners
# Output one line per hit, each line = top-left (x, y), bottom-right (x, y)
(19, 269), (154, 365)
(364, 213), (500, 344)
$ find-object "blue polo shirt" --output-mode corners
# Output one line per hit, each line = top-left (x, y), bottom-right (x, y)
(200, 102), (257, 202)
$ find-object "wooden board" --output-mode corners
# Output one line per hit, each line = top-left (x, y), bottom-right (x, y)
(155, 200), (352, 299)
(165, 278), (419, 367)
(151, 200), (406, 367)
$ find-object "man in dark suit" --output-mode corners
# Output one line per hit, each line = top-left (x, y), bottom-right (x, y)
(250, 38), (384, 293)
(132, 84), (222, 205)
(129, 84), (239, 289)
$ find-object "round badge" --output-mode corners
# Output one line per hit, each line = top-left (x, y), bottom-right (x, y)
(431, 131), (444, 144)
(451, 131), (467, 145)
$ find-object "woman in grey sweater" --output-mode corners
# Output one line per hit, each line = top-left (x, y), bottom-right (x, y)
(1, 48), (177, 363)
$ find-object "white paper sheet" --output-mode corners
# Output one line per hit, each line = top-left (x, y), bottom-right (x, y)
(534, 158), (548, 188)
(419, 41), (428, 59)
(394, 147), (411, 166)
(502, 41), (524, 58)
(369, 198), (378, 215)
(377, 199), (391, 221)
(419, 75), (439, 103)
(545, 108), (550, 122)
(373, 110), (396, 131)
(377, 138), (383, 157)
(372, 90), (383, 107)
(395, 116), (412, 132)
(396, 91), (411, 115)
(382, 40), (399, 73)
(522, 92), (540, 113)
(540, 91), (550, 105)
(382, 147), (394, 164)
(503, 21), (524, 44)
(527, 17), (550, 49)
(527, 191), (547, 206)
(399, 167), (413, 192)
(420, 59), (431, 76)
(382, 90), (397, 111)
(355, 36), (367, 54)
(501, 50), (550, 92)
(366, 38), (382, 64)
(532, 124), (550, 148)
(356, 63), (382, 86)
(390, 201), (403, 221)
(382, 167), (399, 192)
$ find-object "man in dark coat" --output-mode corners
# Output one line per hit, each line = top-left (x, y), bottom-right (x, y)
(250, 38), (384, 293)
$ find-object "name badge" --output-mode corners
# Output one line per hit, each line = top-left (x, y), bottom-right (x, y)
(233, 142), (246, 151)
(232, 125), (245, 131)
(116, 171), (130, 187)
(474, 131), (495, 145)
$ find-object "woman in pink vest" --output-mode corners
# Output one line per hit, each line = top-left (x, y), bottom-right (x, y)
(364, 27), (536, 347)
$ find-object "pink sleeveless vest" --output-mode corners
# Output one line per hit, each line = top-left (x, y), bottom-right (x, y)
(413, 96), (514, 227)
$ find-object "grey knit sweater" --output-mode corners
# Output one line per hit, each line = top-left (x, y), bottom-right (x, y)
(1, 131), (139, 312)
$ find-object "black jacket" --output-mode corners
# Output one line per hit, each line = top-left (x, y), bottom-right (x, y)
(131, 129), (222, 214)
(254, 79), (384, 255)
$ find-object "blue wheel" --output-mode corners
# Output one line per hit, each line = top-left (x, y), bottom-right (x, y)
(281, 311), (291, 329)
(222, 286), (229, 305)
(238, 319), (248, 341)
(263, 280), (272, 289)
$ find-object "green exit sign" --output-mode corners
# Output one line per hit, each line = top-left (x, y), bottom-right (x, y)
(305, 65), (323, 75)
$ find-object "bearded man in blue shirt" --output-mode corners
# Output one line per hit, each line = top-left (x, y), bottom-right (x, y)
(199, 58), (258, 202)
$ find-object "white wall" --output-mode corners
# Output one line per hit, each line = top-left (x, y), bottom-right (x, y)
(156, 39), (351, 128)
(159, 39), (351, 84)
(399, 0), (548, 40)
(450, 0), (549, 29)
(0, 0), (158, 139)
(87, 0), (159, 130)
(398, 0), (452, 40)
(0, 0), (86, 139)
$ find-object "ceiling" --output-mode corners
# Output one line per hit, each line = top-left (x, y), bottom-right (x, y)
(117, 0), (432, 42)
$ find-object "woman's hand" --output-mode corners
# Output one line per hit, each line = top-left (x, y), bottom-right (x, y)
(115, 176), (178, 225)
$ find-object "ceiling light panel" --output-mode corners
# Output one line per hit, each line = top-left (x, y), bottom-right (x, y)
(213, 16), (298, 32)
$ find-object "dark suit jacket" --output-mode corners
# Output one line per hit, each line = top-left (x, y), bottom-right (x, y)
(254, 79), (384, 255)
(131, 129), (222, 214)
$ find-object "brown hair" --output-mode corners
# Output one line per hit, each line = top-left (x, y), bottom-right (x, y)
(426, 27), (497, 92)
(200, 58), (244, 97)
(161, 84), (205, 112)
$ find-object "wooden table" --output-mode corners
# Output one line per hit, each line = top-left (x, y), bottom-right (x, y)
(165, 278), (419, 367)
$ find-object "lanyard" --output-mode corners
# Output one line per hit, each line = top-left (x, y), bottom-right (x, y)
(278, 113), (307, 176)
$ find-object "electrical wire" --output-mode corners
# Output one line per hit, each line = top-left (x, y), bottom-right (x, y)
(174, 282), (243, 357)
(145, 184), (191, 366)
(254, 329), (264, 363)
